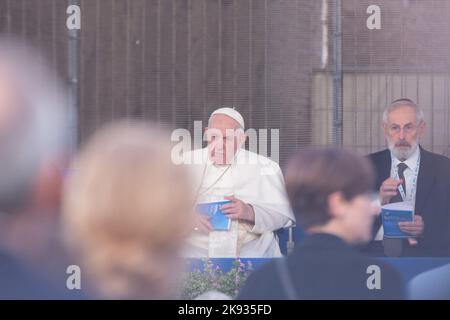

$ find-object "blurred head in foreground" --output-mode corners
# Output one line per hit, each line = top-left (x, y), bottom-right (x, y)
(285, 147), (378, 245)
(0, 37), (74, 262)
(62, 122), (194, 299)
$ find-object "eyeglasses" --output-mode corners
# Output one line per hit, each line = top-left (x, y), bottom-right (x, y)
(387, 123), (419, 135)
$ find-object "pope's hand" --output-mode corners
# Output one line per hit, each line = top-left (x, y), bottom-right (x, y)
(193, 214), (213, 233)
(221, 196), (255, 223)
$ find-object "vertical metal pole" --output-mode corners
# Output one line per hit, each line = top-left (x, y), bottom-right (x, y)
(333, 0), (343, 146)
(68, 0), (80, 154)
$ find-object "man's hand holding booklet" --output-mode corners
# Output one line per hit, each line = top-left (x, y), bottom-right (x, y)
(381, 201), (414, 238)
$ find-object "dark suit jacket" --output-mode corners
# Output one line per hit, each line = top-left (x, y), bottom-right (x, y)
(366, 146), (450, 257)
(238, 233), (404, 300)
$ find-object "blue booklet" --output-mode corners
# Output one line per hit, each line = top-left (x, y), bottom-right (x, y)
(381, 202), (414, 238)
(196, 200), (232, 231)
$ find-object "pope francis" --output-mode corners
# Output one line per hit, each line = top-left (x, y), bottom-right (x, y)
(182, 107), (295, 258)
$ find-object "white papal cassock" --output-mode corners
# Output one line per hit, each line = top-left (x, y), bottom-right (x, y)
(182, 147), (295, 258)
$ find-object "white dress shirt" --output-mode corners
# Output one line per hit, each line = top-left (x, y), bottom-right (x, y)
(375, 146), (421, 240)
(390, 146), (421, 203)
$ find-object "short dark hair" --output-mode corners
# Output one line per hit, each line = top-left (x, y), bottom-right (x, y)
(285, 147), (375, 230)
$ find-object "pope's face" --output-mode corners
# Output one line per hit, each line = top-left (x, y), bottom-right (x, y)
(383, 105), (425, 161)
(205, 114), (244, 165)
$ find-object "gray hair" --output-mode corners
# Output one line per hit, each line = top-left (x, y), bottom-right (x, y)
(382, 98), (425, 124)
(0, 38), (76, 212)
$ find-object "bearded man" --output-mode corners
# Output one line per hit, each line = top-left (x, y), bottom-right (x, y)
(365, 98), (450, 257)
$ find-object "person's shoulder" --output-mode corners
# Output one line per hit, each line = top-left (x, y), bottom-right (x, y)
(239, 149), (282, 172)
(241, 149), (279, 165)
(421, 148), (450, 181)
(422, 148), (450, 167)
(408, 263), (450, 299)
(367, 149), (389, 162)
(237, 260), (284, 300)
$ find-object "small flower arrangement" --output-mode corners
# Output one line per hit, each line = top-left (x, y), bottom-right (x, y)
(181, 259), (254, 300)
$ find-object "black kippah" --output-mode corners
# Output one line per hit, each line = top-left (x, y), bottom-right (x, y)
(391, 98), (415, 104)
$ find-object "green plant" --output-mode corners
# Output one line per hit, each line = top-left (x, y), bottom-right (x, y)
(181, 259), (254, 300)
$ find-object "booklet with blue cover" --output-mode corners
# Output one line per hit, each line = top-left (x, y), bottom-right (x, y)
(381, 202), (414, 238)
(196, 200), (232, 231)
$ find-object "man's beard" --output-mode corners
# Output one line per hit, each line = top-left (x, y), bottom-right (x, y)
(388, 138), (419, 161)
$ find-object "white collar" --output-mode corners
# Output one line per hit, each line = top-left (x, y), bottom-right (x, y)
(391, 145), (420, 171)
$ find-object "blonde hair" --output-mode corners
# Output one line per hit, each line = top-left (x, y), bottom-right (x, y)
(62, 121), (193, 299)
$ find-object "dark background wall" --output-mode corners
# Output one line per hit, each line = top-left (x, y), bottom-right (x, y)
(1, 0), (449, 166)
(76, 0), (319, 166)
(0, 0), (69, 95)
(0, 0), (321, 167)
